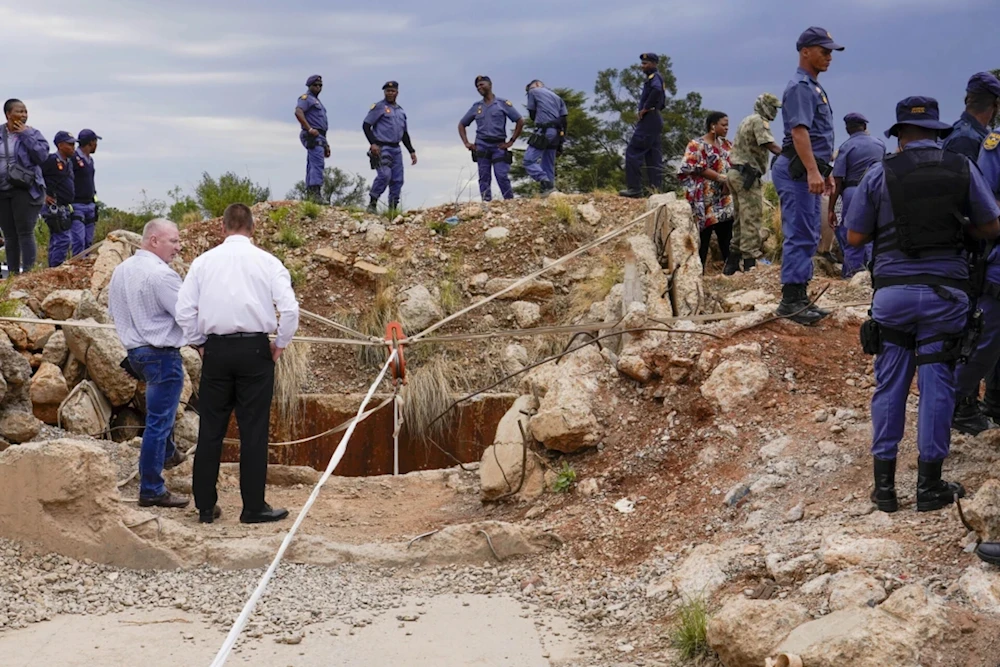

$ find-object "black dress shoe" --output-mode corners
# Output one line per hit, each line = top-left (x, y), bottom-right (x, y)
(976, 542), (1000, 566)
(198, 505), (223, 524)
(618, 189), (643, 199)
(138, 490), (190, 508)
(240, 503), (290, 524)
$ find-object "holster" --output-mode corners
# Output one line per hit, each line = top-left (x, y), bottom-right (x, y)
(734, 164), (761, 190)
(860, 318), (882, 355)
(959, 308), (984, 364)
(495, 150), (513, 165)
(527, 131), (549, 150)
(43, 207), (73, 234)
(368, 150), (379, 170)
(783, 147), (832, 181)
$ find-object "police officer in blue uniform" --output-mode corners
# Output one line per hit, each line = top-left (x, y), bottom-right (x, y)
(364, 81), (416, 213)
(41, 131), (76, 267)
(71, 128), (100, 253)
(524, 80), (568, 196)
(294, 74), (329, 202)
(943, 72), (1000, 163)
(845, 97), (1000, 514)
(830, 112), (885, 277)
(619, 53), (665, 198)
(773, 27), (843, 325)
(459, 76), (524, 202)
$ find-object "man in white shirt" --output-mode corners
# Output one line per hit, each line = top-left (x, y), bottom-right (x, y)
(107, 218), (190, 509)
(175, 203), (300, 524)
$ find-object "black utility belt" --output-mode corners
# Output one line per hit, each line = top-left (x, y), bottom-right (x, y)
(208, 332), (267, 339)
(780, 146), (832, 180)
(375, 142), (399, 148)
(477, 137), (506, 145)
(844, 179), (861, 188)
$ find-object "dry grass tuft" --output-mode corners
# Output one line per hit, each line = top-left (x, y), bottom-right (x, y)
(356, 282), (396, 369)
(273, 341), (310, 432)
(567, 259), (624, 320)
(400, 355), (459, 444)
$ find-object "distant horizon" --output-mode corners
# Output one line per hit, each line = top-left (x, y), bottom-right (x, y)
(8, 0), (993, 212)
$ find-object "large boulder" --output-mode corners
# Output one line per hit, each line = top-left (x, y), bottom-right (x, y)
(957, 565), (1000, 613)
(63, 353), (86, 390)
(480, 396), (547, 501)
(0, 330), (32, 411)
(58, 380), (112, 437)
(646, 193), (703, 316)
(9, 303), (55, 351)
(700, 359), (770, 411)
(624, 235), (673, 320)
(180, 346), (202, 393)
(72, 290), (110, 323)
(63, 318), (137, 407)
(173, 409), (199, 452)
(90, 230), (142, 293)
(707, 598), (810, 667)
(821, 534), (904, 570)
(0, 410), (41, 443)
(42, 330), (69, 367)
(510, 301), (541, 328)
(29, 361), (69, 425)
(41, 289), (84, 321)
(522, 345), (603, 453)
(961, 478), (1000, 542)
(485, 278), (555, 301)
(399, 284), (444, 333)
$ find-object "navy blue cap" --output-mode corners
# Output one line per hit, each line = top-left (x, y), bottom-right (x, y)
(796, 26), (844, 51)
(306, 74), (322, 86)
(77, 129), (101, 143)
(474, 75), (491, 86)
(967, 71), (1000, 98)
(843, 112), (868, 126)
(382, 81), (398, 90)
(885, 96), (953, 138)
(640, 52), (659, 63)
(53, 131), (76, 145)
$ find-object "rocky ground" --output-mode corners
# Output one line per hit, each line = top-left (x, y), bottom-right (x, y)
(1, 193), (1000, 666)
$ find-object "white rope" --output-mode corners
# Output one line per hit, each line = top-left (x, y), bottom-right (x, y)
(209, 349), (397, 667)
(392, 392), (402, 476)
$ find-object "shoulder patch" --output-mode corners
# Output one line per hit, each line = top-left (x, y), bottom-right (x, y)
(505, 99), (512, 106)
(370, 103), (376, 110)
(300, 94), (308, 100)
(985, 132), (1000, 151)
(648, 73), (655, 80)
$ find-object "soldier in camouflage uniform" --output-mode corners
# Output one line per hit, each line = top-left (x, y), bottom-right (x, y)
(724, 93), (783, 274)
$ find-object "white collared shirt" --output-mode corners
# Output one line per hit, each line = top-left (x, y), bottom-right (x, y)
(107, 249), (186, 350)
(175, 235), (300, 348)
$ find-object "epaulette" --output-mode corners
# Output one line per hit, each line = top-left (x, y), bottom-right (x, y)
(984, 132), (1000, 151)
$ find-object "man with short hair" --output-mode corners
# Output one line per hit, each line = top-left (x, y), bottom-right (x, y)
(108, 218), (190, 509)
(176, 203), (299, 525)
(71, 128), (101, 254)
(523, 80), (568, 196)
(459, 75), (524, 202)
(943, 72), (1000, 163)
(294, 75), (329, 202)
(364, 81), (416, 213)
(619, 53), (665, 198)
(41, 131), (77, 267)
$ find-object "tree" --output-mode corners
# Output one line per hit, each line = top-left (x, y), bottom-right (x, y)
(592, 54), (706, 190)
(286, 167), (368, 207)
(511, 88), (625, 195)
(167, 186), (201, 224)
(194, 171), (270, 218)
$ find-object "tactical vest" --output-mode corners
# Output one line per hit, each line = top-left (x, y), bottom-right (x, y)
(872, 147), (971, 290)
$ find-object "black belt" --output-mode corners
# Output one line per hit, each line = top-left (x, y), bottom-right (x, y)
(376, 141), (400, 148)
(477, 137), (505, 145)
(129, 345), (179, 352)
(208, 332), (267, 339)
(844, 179), (861, 188)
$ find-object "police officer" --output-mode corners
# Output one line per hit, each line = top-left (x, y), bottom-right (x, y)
(71, 128), (100, 254)
(294, 74), (329, 202)
(844, 97), (1000, 514)
(523, 80), (568, 196)
(943, 72), (1000, 163)
(41, 131), (76, 267)
(619, 53), (665, 198)
(773, 27), (843, 325)
(459, 76), (524, 202)
(724, 93), (782, 274)
(830, 113), (885, 278)
(364, 81), (416, 213)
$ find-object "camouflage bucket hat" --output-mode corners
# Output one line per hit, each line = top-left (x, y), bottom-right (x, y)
(755, 93), (781, 121)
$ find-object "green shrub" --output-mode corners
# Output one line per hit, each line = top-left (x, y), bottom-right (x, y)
(298, 201), (322, 220)
(552, 462), (576, 493)
(269, 207), (291, 225)
(277, 224), (305, 248)
(195, 171), (269, 218)
(670, 597), (711, 661)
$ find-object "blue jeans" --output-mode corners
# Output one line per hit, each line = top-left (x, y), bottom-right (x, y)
(128, 346), (184, 499)
(872, 285), (968, 461)
(773, 155), (821, 285)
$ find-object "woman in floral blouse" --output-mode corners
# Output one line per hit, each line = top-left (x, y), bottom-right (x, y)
(678, 111), (734, 271)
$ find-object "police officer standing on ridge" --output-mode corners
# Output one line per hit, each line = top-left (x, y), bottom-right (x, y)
(523, 80), (568, 197)
(364, 81), (416, 214)
(724, 93), (782, 274)
(71, 128), (100, 254)
(845, 97), (1000, 514)
(295, 74), (330, 203)
(41, 131), (76, 268)
(773, 27), (843, 325)
(619, 53), (665, 198)
(459, 76), (524, 203)
(830, 113), (885, 278)
(943, 72), (1000, 162)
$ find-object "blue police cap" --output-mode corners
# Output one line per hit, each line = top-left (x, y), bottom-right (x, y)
(640, 53), (659, 63)
(77, 129), (101, 143)
(382, 81), (399, 90)
(306, 74), (322, 86)
(53, 130), (76, 145)
(885, 96), (953, 138)
(967, 71), (1000, 98)
(475, 75), (491, 86)
(795, 26), (844, 51)
(843, 112), (868, 126)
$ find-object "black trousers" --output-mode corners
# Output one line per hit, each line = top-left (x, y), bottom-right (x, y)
(193, 335), (274, 513)
(699, 218), (734, 269)
(0, 189), (42, 274)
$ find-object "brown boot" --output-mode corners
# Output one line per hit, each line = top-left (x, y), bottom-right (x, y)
(138, 490), (191, 508)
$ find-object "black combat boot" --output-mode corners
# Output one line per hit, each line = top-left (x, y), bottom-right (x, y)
(916, 459), (965, 512)
(618, 188), (643, 198)
(981, 389), (1000, 423)
(804, 281), (831, 318)
(388, 198), (400, 212)
(977, 542), (1000, 566)
(307, 185), (322, 203)
(952, 395), (996, 436)
(722, 251), (742, 276)
(742, 257), (757, 272)
(366, 197), (378, 214)
(775, 284), (826, 326)
(871, 457), (898, 513)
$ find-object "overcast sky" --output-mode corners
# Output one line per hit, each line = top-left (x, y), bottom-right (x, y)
(8, 0), (993, 211)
